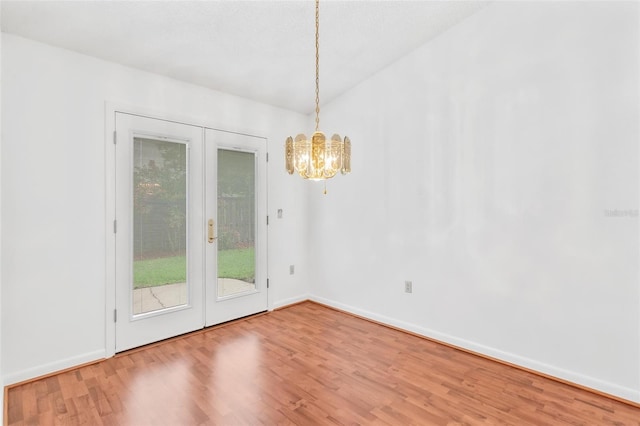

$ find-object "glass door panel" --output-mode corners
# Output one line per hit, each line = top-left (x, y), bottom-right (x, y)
(133, 138), (188, 314)
(217, 149), (256, 298)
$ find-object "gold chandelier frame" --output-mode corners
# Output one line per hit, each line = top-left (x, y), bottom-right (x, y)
(285, 0), (351, 181)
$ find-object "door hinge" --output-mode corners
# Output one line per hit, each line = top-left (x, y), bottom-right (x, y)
(114, 309), (117, 323)
(113, 219), (117, 233)
(267, 279), (270, 289)
(266, 152), (269, 162)
(267, 216), (269, 225)
(113, 130), (117, 145)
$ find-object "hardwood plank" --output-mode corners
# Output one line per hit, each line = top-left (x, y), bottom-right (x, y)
(6, 301), (640, 425)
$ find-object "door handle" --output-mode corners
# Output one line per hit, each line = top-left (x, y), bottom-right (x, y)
(208, 219), (217, 243)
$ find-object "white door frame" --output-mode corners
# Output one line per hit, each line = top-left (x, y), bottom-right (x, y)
(105, 102), (269, 358)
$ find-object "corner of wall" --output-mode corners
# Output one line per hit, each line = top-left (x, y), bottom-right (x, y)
(306, 0), (640, 403)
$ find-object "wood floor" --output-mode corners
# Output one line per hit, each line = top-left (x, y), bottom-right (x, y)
(6, 302), (640, 425)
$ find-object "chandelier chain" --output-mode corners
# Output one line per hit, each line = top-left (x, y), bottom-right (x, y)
(315, 0), (320, 131)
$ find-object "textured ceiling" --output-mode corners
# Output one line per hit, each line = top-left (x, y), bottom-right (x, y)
(1, 0), (488, 113)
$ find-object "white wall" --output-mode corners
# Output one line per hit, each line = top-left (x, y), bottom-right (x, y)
(0, 34), (310, 384)
(0, 18), (4, 426)
(309, 1), (640, 402)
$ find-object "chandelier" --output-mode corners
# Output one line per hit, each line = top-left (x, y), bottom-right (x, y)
(285, 0), (351, 181)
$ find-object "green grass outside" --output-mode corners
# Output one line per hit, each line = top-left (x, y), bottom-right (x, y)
(133, 247), (255, 288)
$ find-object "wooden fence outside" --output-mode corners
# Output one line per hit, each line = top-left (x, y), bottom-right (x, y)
(134, 195), (254, 258)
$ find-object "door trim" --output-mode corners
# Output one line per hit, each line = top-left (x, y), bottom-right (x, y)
(105, 102), (269, 358)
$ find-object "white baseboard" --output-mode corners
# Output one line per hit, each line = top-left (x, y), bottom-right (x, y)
(3, 349), (106, 387)
(270, 294), (309, 310)
(310, 294), (640, 404)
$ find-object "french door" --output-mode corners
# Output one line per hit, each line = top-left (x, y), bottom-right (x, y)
(114, 113), (267, 352)
(204, 129), (268, 326)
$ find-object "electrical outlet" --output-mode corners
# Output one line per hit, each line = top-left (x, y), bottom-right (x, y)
(290, 265), (295, 275)
(277, 209), (283, 219)
(405, 281), (412, 293)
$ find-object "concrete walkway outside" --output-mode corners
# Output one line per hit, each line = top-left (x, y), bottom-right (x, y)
(133, 279), (255, 314)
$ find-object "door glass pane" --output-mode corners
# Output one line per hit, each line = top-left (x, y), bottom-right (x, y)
(133, 138), (188, 314)
(217, 149), (256, 298)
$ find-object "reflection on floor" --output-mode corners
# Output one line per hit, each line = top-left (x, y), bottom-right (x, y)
(133, 279), (255, 314)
